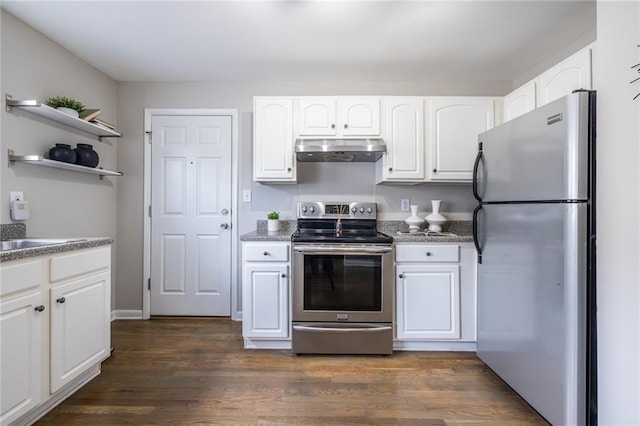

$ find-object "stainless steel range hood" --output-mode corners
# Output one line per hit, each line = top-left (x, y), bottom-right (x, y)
(295, 138), (386, 162)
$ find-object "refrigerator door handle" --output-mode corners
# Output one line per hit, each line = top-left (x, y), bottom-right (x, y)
(472, 143), (484, 202)
(472, 204), (483, 264)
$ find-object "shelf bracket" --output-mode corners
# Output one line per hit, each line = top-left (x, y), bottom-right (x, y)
(7, 149), (15, 168)
(6, 93), (40, 113)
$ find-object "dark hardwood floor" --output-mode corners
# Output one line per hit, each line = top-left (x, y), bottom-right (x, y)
(37, 318), (547, 425)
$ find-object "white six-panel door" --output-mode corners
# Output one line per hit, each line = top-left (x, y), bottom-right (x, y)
(151, 115), (232, 315)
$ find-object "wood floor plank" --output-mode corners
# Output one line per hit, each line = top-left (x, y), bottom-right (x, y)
(36, 318), (547, 425)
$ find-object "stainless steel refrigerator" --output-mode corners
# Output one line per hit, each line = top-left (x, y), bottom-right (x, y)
(473, 91), (597, 425)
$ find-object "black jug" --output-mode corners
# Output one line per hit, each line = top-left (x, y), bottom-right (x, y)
(48, 143), (76, 164)
(74, 143), (99, 168)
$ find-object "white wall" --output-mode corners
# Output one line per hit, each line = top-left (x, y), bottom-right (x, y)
(115, 80), (510, 311)
(0, 11), (119, 305)
(593, 2), (640, 424)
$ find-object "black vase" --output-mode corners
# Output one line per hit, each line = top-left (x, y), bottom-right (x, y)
(74, 143), (99, 168)
(48, 143), (76, 164)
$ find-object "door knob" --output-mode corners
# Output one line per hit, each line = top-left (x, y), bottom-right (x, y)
(221, 208), (229, 216)
(220, 223), (229, 229)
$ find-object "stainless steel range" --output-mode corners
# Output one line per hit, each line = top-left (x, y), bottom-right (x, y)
(291, 201), (394, 355)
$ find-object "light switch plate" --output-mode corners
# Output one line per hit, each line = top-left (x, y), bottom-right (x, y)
(10, 191), (23, 202)
(401, 199), (410, 212)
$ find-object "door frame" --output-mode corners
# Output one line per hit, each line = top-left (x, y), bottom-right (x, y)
(142, 108), (239, 320)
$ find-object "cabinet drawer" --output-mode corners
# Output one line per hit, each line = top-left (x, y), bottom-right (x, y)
(49, 246), (111, 283)
(243, 243), (290, 262)
(0, 259), (42, 298)
(395, 244), (459, 263)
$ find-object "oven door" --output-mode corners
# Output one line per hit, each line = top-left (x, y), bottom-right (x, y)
(292, 244), (394, 323)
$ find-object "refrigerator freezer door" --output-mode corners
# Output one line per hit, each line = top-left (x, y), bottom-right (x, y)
(476, 91), (591, 202)
(476, 203), (587, 426)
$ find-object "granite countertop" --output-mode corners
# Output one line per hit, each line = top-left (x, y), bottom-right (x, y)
(1, 222), (113, 263)
(1, 238), (113, 262)
(240, 220), (296, 242)
(382, 220), (473, 243)
(240, 220), (473, 243)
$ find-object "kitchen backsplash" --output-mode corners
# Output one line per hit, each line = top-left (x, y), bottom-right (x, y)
(0, 223), (26, 240)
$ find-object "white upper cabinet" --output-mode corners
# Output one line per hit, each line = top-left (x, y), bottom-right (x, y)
(427, 97), (495, 182)
(503, 80), (536, 122)
(298, 96), (380, 137)
(253, 97), (296, 183)
(377, 97), (425, 183)
(536, 48), (592, 107)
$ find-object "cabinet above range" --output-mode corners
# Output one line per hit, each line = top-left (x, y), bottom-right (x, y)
(298, 96), (380, 137)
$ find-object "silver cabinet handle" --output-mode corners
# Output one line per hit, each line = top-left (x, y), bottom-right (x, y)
(34, 305), (45, 312)
(220, 223), (229, 229)
(56, 297), (66, 304)
(221, 208), (229, 216)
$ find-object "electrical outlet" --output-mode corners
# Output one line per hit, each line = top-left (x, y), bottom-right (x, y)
(400, 199), (410, 212)
(242, 189), (252, 203)
(10, 191), (23, 202)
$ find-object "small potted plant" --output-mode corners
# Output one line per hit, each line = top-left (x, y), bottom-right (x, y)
(267, 211), (280, 233)
(45, 96), (85, 118)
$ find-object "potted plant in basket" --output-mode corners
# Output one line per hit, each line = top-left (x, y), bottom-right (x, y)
(267, 211), (280, 233)
(45, 96), (85, 118)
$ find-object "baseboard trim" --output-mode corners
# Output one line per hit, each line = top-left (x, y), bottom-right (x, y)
(112, 309), (144, 320)
(393, 340), (477, 352)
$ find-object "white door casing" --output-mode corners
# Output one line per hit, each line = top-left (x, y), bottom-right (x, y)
(144, 111), (238, 318)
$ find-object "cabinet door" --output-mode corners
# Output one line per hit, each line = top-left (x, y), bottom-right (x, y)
(380, 97), (425, 182)
(253, 98), (295, 182)
(298, 97), (337, 136)
(242, 263), (289, 339)
(340, 97), (380, 136)
(50, 271), (110, 393)
(536, 48), (591, 107)
(0, 292), (43, 425)
(396, 264), (460, 340)
(427, 97), (494, 181)
(503, 80), (536, 122)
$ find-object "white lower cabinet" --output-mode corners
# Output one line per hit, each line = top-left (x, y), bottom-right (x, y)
(396, 264), (460, 340)
(0, 291), (44, 425)
(50, 271), (110, 393)
(395, 243), (477, 349)
(242, 242), (290, 345)
(0, 245), (111, 425)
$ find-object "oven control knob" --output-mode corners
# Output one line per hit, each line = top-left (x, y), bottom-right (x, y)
(351, 207), (357, 213)
(301, 205), (308, 213)
(359, 207), (365, 213)
(366, 207), (372, 214)
(309, 206), (316, 213)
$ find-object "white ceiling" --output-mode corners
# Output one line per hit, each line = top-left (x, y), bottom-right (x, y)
(1, 0), (596, 83)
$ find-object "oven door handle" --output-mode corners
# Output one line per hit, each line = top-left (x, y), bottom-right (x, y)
(293, 246), (392, 254)
(293, 325), (392, 333)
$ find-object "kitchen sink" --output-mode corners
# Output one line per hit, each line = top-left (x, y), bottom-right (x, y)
(1, 238), (86, 251)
